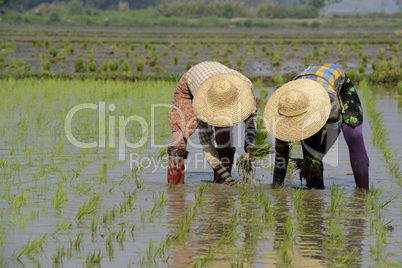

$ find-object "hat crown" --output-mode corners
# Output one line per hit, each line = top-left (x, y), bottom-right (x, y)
(207, 80), (236, 107)
(278, 90), (309, 117)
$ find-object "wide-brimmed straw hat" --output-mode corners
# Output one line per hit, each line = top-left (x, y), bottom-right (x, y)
(263, 79), (331, 142)
(192, 73), (255, 127)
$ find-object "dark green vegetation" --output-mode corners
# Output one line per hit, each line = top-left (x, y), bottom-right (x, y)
(291, 155), (322, 185)
(1, 0), (402, 27)
(237, 118), (272, 181)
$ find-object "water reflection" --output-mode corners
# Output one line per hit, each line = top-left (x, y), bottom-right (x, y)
(270, 188), (367, 267)
(165, 186), (195, 266)
(166, 184), (261, 266)
(298, 192), (326, 260)
(165, 183), (368, 266)
(343, 190), (367, 266)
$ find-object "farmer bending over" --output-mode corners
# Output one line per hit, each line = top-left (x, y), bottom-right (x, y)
(264, 63), (369, 190)
(167, 61), (257, 185)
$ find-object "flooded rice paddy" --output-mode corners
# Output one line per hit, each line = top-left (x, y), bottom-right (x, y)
(0, 76), (401, 267)
(1, 26), (401, 77)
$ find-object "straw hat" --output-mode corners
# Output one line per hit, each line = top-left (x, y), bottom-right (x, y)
(264, 79), (331, 142)
(192, 73), (255, 127)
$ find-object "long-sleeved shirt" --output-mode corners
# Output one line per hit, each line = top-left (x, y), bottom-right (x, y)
(295, 63), (346, 122)
(186, 61), (257, 168)
(274, 64), (348, 180)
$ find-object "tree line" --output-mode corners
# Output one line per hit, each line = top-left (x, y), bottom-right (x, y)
(1, 0), (343, 13)
(2, 0), (400, 18)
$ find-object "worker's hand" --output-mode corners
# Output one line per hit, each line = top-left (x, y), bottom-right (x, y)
(245, 144), (253, 160)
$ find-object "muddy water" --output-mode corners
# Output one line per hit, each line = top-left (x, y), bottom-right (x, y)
(1, 86), (401, 267)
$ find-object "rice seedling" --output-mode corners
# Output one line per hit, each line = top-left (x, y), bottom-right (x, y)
(49, 46), (57, 57)
(283, 215), (296, 242)
(140, 238), (168, 265)
(323, 216), (347, 265)
(329, 184), (346, 215)
(19, 212), (29, 231)
(397, 81), (402, 95)
(313, 46), (319, 57)
(291, 188), (306, 223)
(52, 218), (72, 237)
(140, 208), (146, 226)
(52, 247), (65, 264)
(16, 232), (49, 260)
(339, 248), (358, 266)
(238, 183), (251, 204)
(74, 231), (85, 251)
(154, 64), (164, 73)
(290, 154), (321, 185)
(173, 56), (179, 65)
(360, 79), (401, 181)
(371, 61), (378, 71)
(105, 232), (114, 254)
(178, 44), (183, 53)
(8, 191), (29, 215)
(389, 58), (397, 70)
(136, 59), (145, 72)
(76, 190), (103, 220)
(98, 161), (108, 183)
(369, 214), (393, 265)
(116, 227), (126, 244)
(273, 72), (284, 85)
(365, 186), (396, 214)
(0, 158), (8, 168)
(342, 53), (349, 62)
(91, 218), (100, 235)
(124, 190), (139, 209)
(51, 184), (67, 211)
(358, 64), (365, 74)
(131, 165), (144, 186)
(148, 190), (167, 220)
(121, 61), (131, 72)
(130, 223), (136, 237)
(194, 183), (209, 207)
(171, 204), (194, 241)
(276, 240), (292, 266)
(262, 197), (276, 226)
(252, 184), (265, 204)
(86, 249), (103, 265)
(42, 60), (50, 72)
(74, 58), (86, 73)
(379, 60), (387, 72)
(378, 47), (385, 59)
(216, 207), (241, 248)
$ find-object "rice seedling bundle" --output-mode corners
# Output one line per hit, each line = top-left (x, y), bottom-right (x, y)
(290, 154), (321, 185)
(237, 119), (272, 181)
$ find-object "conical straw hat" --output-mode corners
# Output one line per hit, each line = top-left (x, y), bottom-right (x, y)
(264, 79), (331, 142)
(193, 73), (255, 127)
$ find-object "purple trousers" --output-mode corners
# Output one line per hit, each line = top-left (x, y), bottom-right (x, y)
(275, 124), (369, 190)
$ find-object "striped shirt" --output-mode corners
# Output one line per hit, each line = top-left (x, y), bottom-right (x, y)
(187, 61), (257, 168)
(295, 63), (346, 121)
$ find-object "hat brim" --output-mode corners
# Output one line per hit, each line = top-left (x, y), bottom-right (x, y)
(193, 73), (255, 127)
(264, 79), (331, 142)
